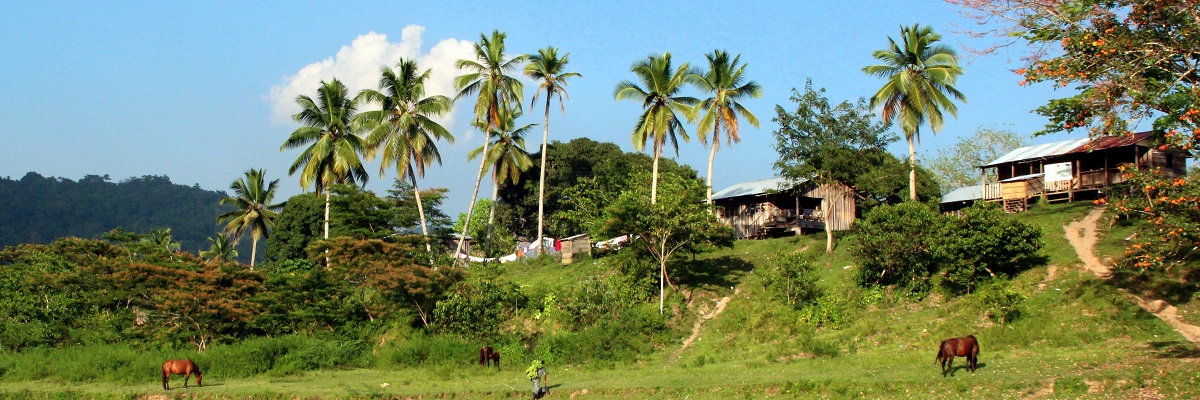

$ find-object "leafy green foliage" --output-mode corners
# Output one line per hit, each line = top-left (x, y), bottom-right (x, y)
(937, 203), (1044, 294)
(759, 252), (821, 308)
(600, 171), (734, 312)
(0, 173), (231, 254)
(851, 202), (941, 294)
(772, 80), (941, 214)
(955, 0), (1200, 151)
(983, 281), (1026, 324)
(265, 193), (324, 262)
(432, 278), (526, 339)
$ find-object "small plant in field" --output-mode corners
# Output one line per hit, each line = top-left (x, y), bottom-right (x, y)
(760, 251), (821, 308)
(983, 281), (1025, 324)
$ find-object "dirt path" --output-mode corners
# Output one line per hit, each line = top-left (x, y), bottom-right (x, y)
(1064, 206), (1200, 345)
(674, 288), (738, 359)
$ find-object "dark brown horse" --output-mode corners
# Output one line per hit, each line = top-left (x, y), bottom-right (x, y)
(936, 335), (980, 377)
(162, 359), (202, 390)
(478, 346), (500, 369)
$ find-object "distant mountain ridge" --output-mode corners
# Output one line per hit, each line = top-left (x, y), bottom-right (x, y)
(0, 172), (231, 253)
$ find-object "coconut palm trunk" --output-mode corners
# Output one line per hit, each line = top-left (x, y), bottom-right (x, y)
(908, 128), (918, 202)
(455, 136), (491, 260)
(537, 95), (551, 252)
(410, 172), (432, 253)
(706, 124), (719, 207)
(486, 172), (500, 255)
(651, 144), (661, 204)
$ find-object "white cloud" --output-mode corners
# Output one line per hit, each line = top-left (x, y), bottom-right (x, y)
(267, 26), (475, 128)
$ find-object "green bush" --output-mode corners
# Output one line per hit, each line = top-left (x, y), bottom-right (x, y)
(851, 202), (941, 292)
(937, 203), (1043, 294)
(760, 251), (821, 309)
(983, 282), (1026, 324)
(433, 278), (527, 339)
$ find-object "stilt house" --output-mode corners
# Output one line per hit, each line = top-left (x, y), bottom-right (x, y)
(712, 177), (855, 239)
(941, 132), (1190, 213)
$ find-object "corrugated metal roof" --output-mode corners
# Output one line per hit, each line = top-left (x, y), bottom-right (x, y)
(941, 184), (984, 203)
(712, 177), (806, 200)
(984, 132), (1153, 167)
(984, 138), (1090, 166)
(1001, 172), (1043, 183)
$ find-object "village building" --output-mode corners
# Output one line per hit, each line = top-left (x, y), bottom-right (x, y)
(941, 132), (1190, 213)
(712, 177), (856, 239)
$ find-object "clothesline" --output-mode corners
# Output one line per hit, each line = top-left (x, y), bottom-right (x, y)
(453, 234), (631, 263)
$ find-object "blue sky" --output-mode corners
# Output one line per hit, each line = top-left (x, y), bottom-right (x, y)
(0, 1), (1077, 217)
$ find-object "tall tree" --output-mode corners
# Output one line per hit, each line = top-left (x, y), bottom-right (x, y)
(453, 30), (526, 259)
(525, 46), (581, 252)
(468, 108), (534, 255)
(949, 0), (1200, 150)
(773, 80), (894, 252)
(689, 50), (763, 206)
(863, 24), (966, 201)
(280, 79), (369, 242)
(357, 60), (455, 252)
(924, 126), (1026, 192)
(615, 52), (698, 204)
(217, 168), (284, 268)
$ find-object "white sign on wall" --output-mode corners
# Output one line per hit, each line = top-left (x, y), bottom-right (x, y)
(1044, 162), (1072, 182)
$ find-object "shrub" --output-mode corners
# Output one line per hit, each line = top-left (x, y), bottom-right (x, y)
(851, 202), (941, 292)
(760, 252), (821, 309)
(432, 278), (527, 339)
(937, 203), (1043, 294)
(983, 281), (1026, 324)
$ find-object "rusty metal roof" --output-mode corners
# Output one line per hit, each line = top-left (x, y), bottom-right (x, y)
(983, 132), (1151, 167)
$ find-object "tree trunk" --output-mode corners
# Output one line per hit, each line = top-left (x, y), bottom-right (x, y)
(250, 236), (258, 269)
(651, 144), (661, 205)
(537, 94), (551, 254)
(825, 192), (834, 253)
(659, 254), (666, 315)
(486, 176), (499, 257)
(706, 124), (720, 210)
(908, 129), (918, 202)
(455, 125), (492, 263)
(411, 172), (432, 253)
(324, 190), (331, 267)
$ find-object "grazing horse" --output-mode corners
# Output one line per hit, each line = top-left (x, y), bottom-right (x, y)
(478, 346), (500, 369)
(162, 359), (203, 390)
(936, 335), (980, 377)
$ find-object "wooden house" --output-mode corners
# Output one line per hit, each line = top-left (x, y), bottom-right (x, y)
(941, 132), (1189, 213)
(712, 177), (856, 239)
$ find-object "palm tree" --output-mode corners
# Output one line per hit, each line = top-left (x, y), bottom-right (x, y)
(453, 30), (526, 259)
(863, 24), (965, 201)
(468, 108), (534, 255)
(689, 50), (763, 207)
(357, 59), (455, 252)
(615, 52), (698, 204)
(525, 47), (581, 253)
(144, 228), (181, 252)
(217, 168), (284, 268)
(200, 232), (239, 263)
(280, 78), (370, 241)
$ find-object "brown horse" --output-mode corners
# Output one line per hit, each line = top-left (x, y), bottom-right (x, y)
(478, 346), (500, 369)
(162, 359), (202, 390)
(936, 335), (980, 377)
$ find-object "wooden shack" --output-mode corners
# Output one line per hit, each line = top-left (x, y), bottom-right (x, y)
(941, 132), (1190, 213)
(712, 177), (856, 239)
(560, 233), (591, 265)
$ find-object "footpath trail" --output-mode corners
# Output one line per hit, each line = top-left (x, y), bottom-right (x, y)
(1064, 206), (1200, 345)
(673, 288), (739, 359)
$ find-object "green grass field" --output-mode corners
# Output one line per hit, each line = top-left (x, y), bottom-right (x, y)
(3, 202), (1198, 399)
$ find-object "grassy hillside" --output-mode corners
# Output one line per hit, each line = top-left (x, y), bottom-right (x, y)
(2, 202), (1197, 399)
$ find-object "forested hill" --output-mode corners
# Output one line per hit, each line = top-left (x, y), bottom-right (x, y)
(0, 172), (230, 253)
